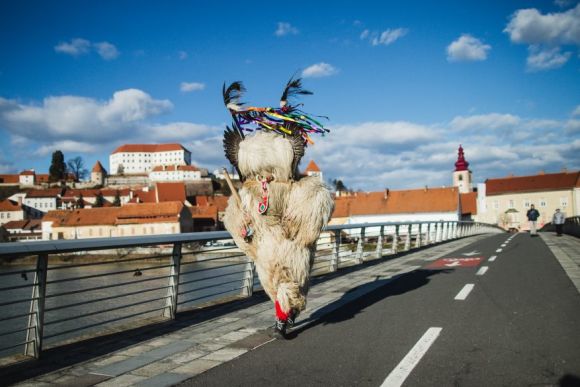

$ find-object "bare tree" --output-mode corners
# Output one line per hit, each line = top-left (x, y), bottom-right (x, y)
(67, 156), (88, 181)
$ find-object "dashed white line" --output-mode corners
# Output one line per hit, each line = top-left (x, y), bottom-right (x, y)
(454, 284), (475, 300)
(488, 255), (497, 262)
(501, 244), (507, 247)
(496, 248), (502, 253)
(476, 266), (488, 276)
(381, 327), (443, 387)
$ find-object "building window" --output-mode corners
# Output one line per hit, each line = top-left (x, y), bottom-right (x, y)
(560, 197), (568, 207)
(539, 199), (547, 207)
(524, 200), (530, 208)
(458, 175), (463, 181)
(493, 200), (499, 210)
(508, 200), (514, 208)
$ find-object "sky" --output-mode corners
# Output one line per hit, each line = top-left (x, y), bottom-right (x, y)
(0, 0), (579, 191)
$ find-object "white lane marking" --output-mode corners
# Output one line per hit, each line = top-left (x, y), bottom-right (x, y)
(496, 248), (502, 253)
(454, 284), (475, 300)
(476, 266), (488, 276)
(501, 244), (507, 247)
(488, 255), (497, 262)
(381, 327), (443, 387)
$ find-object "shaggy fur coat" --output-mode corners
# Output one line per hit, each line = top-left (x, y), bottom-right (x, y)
(223, 131), (334, 315)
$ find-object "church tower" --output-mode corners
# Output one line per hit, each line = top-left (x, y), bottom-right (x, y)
(453, 145), (472, 194)
(91, 161), (107, 186)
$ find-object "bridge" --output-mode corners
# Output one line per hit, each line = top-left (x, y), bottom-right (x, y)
(0, 220), (579, 386)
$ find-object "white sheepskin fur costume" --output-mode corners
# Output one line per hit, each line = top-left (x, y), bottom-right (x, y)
(223, 131), (334, 316)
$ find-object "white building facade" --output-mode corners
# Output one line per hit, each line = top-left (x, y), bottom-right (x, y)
(110, 144), (192, 175)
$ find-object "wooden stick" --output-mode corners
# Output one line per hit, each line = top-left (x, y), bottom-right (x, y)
(222, 168), (241, 205)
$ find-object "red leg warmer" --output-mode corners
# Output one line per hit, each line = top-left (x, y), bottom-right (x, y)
(275, 300), (289, 321)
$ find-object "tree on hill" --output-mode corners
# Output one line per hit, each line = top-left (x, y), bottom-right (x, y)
(94, 192), (105, 207)
(113, 190), (121, 207)
(49, 151), (66, 182)
(77, 193), (85, 209)
(67, 156), (88, 181)
(332, 179), (348, 192)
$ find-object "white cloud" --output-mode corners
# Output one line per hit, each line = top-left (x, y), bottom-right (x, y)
(565, 119), (580, 133)
(178, 51), (188, 60)
(527, 45), (572, 71)
(370, 28), (408, 46)
(34, 141), (100, 156)
(446, 34), (491, 62)
(147, 122), (219, 141)
(275, 22), (299, 37)
(331, 121), (436, 146)
(54, 38), (120, 60)
(180, 82), (205, 92)
(301, 62), (338, 78)
(94, 41), (119, 60)
(505, 5), (580, 70)
(572, 105), (580, 116)
(505, 4), (580, 45)
(360, 28), (408, 46)
(0, 89), (172, 143)
(54, 38), (91, 56)
(450, 113), (521, 131)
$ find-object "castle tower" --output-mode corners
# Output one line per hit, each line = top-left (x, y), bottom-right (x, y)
(453, 145), (472, 194)
(304, 160), (322, 181)
(91, 161), (107, 186)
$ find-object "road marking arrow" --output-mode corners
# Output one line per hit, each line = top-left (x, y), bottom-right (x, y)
(462, 250), (480, 256)
(445, 261), (461, 267)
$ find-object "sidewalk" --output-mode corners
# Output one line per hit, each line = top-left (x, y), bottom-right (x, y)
(0, 234), (506, 386)
(540, 232), (580, 294)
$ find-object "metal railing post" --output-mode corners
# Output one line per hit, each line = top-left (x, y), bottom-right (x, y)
(242, 260), (255, 297)
(426, 223), (431, 245)
(332, 230), (340, 271)
(404, 224), (411, 251)
(393, 225), (400, 254)
(415, 224), (422, 248)
(25, 254), (48, 358)
(356, 227), (366, 264)
(376, 226), (384, 259)
(164, 242), (182, 319)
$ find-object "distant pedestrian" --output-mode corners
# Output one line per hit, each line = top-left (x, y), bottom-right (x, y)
(527, 204), (540, 236)
(552, 208), (565, 237)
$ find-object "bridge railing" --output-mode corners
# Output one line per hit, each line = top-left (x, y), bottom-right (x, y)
(0, 220), (501, 360)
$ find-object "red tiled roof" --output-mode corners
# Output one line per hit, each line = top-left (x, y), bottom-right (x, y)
(25, 188), (62, 198)
(92, 161), (107, 173)
(189, 205), (218, 219)
(46, 201), (186, 227)
(460, 192), (477, 215)
(3, 219), (42, 231)
(0, 175), (19, 184)
(486, 171), (580, 195)
(20, 170), (35, 176)
(0, 199), (22, 211)
(194, 195), (229, 212)
(332, 187), (460, 218)
(304, 160), (321, 172)
(156, 182), (186, 202)
(151, 165), (199, 172)
(111, 144), (190, 154)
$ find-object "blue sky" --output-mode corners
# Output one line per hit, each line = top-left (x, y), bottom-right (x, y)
(1, 0), (579, 190)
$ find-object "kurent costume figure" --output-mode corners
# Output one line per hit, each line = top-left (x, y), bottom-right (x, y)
(221, 78), (334, 338)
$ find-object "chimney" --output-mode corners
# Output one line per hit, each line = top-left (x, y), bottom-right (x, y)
(384, 188), (389, 200)
(17, 196), (22, 205)
(538, 170), (545, 175)
(561, 167), (568, 173)
(424, 185), (428, 192)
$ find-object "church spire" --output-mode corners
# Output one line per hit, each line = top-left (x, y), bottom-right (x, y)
(454, 144), (469, 171)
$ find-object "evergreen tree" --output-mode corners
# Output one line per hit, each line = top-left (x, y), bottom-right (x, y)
(113, 190), (121, 207)
(77, 193), (85, 209)
(49, 151), (66, 182)
(94, 192), (105, 207)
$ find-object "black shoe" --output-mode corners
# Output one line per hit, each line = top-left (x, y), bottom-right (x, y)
(271, 318), (287, 339)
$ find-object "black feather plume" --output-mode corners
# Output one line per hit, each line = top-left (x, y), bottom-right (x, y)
(280, 77), (312, 107)
(223, 124), (244, 180)
(222, 81), (246, 107)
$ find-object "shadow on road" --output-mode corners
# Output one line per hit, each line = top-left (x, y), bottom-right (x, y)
(560, 374), (580, 387)
(289, 268), (453, 339)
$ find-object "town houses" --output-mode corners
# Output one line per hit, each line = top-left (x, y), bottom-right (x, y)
(0, 142), (578, 242)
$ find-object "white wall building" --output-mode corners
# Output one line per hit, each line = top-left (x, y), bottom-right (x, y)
(110, 144), (192, 175)
(23, 189), (61, 217)
(149, 165), (202, 182)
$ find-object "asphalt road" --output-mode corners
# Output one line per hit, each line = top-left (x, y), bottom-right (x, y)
(180, 233), (580, 387)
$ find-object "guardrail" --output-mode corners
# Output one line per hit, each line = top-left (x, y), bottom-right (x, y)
(0, 220), (502, 360)
(539, 216), (580, 237)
